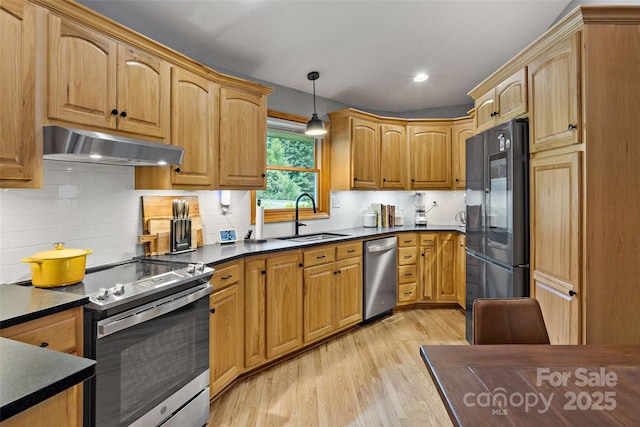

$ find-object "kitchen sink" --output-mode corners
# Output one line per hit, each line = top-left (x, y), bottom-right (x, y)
(277, 233), (349, 243)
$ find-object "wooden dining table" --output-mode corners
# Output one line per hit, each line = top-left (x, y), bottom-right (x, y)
(420, 344), (640, 426)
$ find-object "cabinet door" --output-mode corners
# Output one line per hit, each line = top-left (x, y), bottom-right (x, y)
(409, 125), (452, 189)
(244, 258), (266, 368)
(218, 87), (267, 188)
(380, 124), (406, 189)
(455, 234), (466, 308)
(418, 245), (437, 301)
(170, 67), (216, 188)
(116, 44), (170, 138)
(0, 0), (40, 188)
(0, 387), (79, 427)
(530, 151), (581, 344)
(48, 14), (117, 129)
(474, 89), (497, 134)
(451, 119), (473, 189)
(528, 33), (581, 153)
(303, 263), (335, 343)
(335, 257), (363, 328)
(436, 233), (457, 302)
(351, 118), (380, 189)
(496, 67), (527, 122)
(210, 283), (241, 397)
(266, 252), (303, 359)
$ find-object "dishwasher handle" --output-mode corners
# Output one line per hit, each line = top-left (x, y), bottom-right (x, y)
(366, 242), (396, 253)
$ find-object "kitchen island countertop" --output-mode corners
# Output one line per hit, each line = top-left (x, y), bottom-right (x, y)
(141, 225), (465, 267)
(0, 284), (89, 329)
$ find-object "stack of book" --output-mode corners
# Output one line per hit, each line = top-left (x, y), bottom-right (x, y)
(380, 204), (396, 227)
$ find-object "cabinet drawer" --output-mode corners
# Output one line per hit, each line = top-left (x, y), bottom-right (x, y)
(336, 241), (362, 260)
(398, 247), (417, 265)
(398, 265), (417, 284)
(304, 246), (336, 267)
(398, 283), (417, 302)
(420, 233), (437, 246)
(1, 308), (80, 354)
(398, 233), (418, 247)
(211, 262), (241, 290)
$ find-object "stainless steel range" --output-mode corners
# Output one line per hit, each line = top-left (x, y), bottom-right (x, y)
(50, 259), (214, 427)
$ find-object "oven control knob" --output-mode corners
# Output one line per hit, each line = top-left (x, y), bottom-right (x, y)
(196, 262), (206, 272)
(112, 283), (125, 296)
(187, 263), (196, 273)
(96, 287), (110, 300)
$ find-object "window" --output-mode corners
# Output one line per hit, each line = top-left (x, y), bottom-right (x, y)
(251, 111), (330, 224)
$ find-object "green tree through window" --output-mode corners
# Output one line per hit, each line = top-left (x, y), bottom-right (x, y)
(257, 130), (318, 209)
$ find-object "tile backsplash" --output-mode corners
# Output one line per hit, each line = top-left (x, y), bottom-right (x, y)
(0, 161), (464, 283)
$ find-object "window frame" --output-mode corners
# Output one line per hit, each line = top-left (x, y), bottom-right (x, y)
(251, 110), (331, 224)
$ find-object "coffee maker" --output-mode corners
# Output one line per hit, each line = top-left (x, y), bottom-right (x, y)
(414, 192), (428, 226)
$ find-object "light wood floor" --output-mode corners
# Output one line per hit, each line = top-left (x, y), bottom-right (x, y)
(208, 308), (468, 427)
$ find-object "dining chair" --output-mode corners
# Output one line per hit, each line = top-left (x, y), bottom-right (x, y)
(473, 298), (550, 345)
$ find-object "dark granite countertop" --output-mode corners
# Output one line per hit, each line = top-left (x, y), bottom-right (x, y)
(0, 337), (95, 421)
(0, 284), (89, 329)
(141, 225), (465, 267)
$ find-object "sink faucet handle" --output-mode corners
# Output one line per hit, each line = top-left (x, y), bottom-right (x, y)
(297, 221), (307, 228)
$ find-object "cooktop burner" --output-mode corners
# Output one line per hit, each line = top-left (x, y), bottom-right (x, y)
(48, 259), (214, 312)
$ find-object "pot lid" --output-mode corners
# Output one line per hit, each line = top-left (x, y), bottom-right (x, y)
(29, 243), (92, 260)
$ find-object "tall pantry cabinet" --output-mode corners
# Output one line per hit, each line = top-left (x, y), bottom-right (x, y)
(470, 6), (640, 344)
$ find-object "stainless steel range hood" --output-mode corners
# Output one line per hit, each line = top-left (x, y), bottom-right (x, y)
(43, 126), (184, 166)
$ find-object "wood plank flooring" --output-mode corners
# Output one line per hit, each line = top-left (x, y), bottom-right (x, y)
(208, 308), (468, 426)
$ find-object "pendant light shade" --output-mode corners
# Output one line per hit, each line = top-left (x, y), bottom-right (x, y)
(305, 71), (327, 136)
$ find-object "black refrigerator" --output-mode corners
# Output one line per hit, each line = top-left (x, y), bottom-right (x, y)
(465, 118), (529, 343)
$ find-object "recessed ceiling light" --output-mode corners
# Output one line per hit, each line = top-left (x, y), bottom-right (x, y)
(413, 73), (429, 83)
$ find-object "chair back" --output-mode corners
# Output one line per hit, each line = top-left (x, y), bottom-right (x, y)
(473, 298), (550, 345)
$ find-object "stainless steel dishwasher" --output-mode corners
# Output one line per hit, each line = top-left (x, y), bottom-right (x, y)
(363, 236), (397, 321)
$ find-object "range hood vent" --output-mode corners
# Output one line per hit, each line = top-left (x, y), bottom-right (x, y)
(43, 126), (184, 167)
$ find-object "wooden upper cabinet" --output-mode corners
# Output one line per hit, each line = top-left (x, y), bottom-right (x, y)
(169, 67), (217, 188)
(351, 118), (380, 189)
(217, 87), (267, 189)
(48, 14), (170, 139)
(528, 33), (580, 153)
(408, 124), (452, 189)
(380, 124), (406, 189)
(116, 44), (170, 137)
(474, 68), (527, 134)
(451, 118), (473, 190)
(48, 14), (117, 129)
(0, 0), (41, 188)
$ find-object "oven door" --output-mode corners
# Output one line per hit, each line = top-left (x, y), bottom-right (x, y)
(93, 285), (211, 427)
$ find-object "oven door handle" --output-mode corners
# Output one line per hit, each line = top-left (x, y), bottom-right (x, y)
(97, 284), (212, 339)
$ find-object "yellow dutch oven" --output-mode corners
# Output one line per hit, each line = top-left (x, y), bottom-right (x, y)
(22, 243), (92, 288)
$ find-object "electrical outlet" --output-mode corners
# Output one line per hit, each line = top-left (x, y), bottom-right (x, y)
(332, 196), (341, 208)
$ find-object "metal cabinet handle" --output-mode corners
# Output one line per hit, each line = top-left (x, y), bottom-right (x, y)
(120, 111), (127, 118)
(111, 109), (118, 115)
(568, 124), (576, 130)
(316, 255), (326, 259)
(221, 274), (233, 280)
(404, 292), (413, 295)
(404, 273), (413, 277)
(568, 290), (577, 296)
(39, 342), (49, 348)
(210, 308), (216, 314)
(347, 249), (355, 253)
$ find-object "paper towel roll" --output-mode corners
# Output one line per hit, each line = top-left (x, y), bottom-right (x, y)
(256, 206), (264, 240)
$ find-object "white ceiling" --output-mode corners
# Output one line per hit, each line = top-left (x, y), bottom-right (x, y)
(78, 0), (575, 113)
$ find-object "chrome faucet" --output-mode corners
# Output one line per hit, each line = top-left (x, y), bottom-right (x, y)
(295, 193), (317, 236)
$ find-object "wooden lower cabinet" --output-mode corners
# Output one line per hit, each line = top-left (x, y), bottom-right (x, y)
(303, 243), (363, 344)
(455, 234), (466, 308)
(396, 233), (418, 306)
(0, 387), (77, 427)
(414, 232), (465, 305)
(1, 307), (83, 426)
(265, 251), (303, 359)
(209, 260), (243, 397)
(530, 150), (581, 344)
(244, 258), (267, 369)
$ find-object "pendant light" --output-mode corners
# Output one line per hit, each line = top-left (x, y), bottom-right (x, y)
(305, 71), (327, 136)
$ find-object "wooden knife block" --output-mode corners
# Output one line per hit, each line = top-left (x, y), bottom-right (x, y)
(139, 196), (204, 255)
